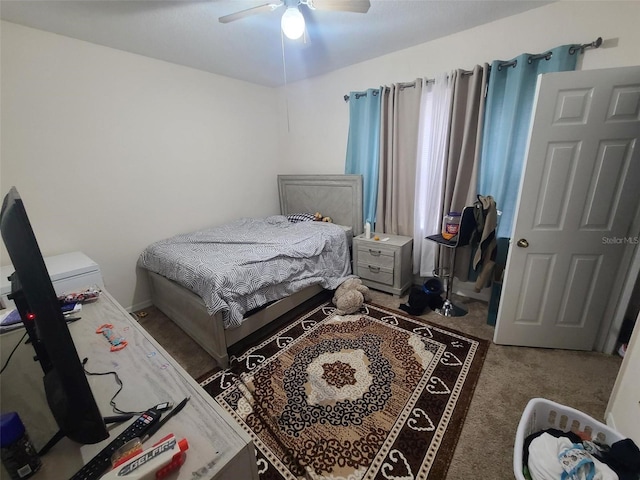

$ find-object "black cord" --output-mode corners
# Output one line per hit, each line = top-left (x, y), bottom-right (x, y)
(0, 331), (28, 375)
(1, 345), (144, 416)
(82, 358), (143, 416)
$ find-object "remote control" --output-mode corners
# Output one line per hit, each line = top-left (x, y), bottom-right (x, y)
(69, 409), (162, 480)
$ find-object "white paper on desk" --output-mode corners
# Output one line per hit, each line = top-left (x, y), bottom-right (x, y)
(0, 309), (23, 326)
(0, 316), (25, 334)
(63, 304), (82, 315)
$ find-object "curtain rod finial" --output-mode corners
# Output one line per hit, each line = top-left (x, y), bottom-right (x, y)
(344, 94), (350, 102)
(569, 36), (603, 55)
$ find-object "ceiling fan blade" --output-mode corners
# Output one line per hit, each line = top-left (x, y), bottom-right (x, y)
(309, 0), (370, 13)
(218, 2), (282, 24)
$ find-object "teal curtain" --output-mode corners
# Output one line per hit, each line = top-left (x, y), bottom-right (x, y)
(478, 45), (577, 238)
(345, 88), (382, 225)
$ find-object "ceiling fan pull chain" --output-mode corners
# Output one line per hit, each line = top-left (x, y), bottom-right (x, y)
(281, 28), (291, 133)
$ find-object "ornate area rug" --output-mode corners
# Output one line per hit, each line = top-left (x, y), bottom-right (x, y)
(200, 302), (489, 480)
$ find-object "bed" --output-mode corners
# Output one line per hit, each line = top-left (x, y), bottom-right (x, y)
(139, 174), (363, 369)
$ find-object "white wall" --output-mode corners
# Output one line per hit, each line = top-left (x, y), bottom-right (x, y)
(0, 21), (282, 310)
(277, 1), (640, 174)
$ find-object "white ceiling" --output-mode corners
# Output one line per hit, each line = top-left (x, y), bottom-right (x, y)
(0, 0), (551, 87)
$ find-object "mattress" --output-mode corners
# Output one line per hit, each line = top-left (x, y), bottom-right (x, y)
(138, 215), (352, 328)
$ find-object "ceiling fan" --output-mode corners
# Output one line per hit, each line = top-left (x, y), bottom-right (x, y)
(219, 0), (371, 40)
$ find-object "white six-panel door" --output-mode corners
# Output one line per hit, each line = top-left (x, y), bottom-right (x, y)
(494, 66), (640, 350)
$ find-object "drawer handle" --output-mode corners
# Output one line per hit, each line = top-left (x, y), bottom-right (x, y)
(368, 265), (380, 273)
(368, 249), (381, 256)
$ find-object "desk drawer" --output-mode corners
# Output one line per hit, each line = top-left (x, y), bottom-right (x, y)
(357, 246), (395, 269)
(358, 263), (394, 286)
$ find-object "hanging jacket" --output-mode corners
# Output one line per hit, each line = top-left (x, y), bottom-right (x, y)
(472, 195), (497, 292)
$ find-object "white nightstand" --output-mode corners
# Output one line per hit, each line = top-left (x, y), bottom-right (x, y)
(352, 233), (413, 297)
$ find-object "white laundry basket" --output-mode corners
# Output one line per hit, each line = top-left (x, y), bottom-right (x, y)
(514, 398), (625, 480)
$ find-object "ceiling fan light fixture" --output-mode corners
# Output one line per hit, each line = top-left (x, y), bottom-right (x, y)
(281, 6), (305, 40)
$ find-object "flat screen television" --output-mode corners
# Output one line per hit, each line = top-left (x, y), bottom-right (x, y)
(0, 186), (108, 448)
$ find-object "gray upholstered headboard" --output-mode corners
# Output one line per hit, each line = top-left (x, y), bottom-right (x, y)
(278, 174), (364, 236)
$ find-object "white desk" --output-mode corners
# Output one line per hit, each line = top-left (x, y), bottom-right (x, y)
(0, 252), (104, 311)
(0, 290), (258, 480)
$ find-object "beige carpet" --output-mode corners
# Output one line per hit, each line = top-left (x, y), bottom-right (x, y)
(135, 290), (622, 480)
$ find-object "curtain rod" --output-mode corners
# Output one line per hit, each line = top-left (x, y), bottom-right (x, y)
(343, 71), (472, 101)
(425, 69), (474, 85)
(343, 89), (380, 102)
(496, 37), (602, 71)
(344, 36), (603, 101)
(569, 36), (603, 55)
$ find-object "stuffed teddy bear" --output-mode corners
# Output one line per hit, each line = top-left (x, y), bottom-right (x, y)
(332, 277), (371, 315)
(314, 212), (333, 223)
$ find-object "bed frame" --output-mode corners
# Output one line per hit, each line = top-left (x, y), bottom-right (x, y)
(147, 174), (363, 369)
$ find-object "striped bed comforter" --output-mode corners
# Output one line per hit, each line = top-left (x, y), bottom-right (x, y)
(138, 215), (352, 329)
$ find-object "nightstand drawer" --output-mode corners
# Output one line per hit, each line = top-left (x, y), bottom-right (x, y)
(356, 246), (395, 269)
(358, 263), (394, 286)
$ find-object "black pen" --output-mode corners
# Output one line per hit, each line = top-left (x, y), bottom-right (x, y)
(141, 397), (190, 443)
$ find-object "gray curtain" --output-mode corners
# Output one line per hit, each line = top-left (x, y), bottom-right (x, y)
(376, 80), (422, 236)
(443, 64), (489, 215)
(438, 65), (489, 282)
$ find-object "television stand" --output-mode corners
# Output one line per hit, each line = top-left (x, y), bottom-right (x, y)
(0, 289), (258, 479)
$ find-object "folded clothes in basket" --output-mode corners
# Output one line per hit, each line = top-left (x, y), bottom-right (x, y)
(523, 429), (640, 480)
(525, 430), (617, 480)
(599, 439), (640, 480)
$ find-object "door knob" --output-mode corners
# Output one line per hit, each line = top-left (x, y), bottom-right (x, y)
(517, 238), (529, 248)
